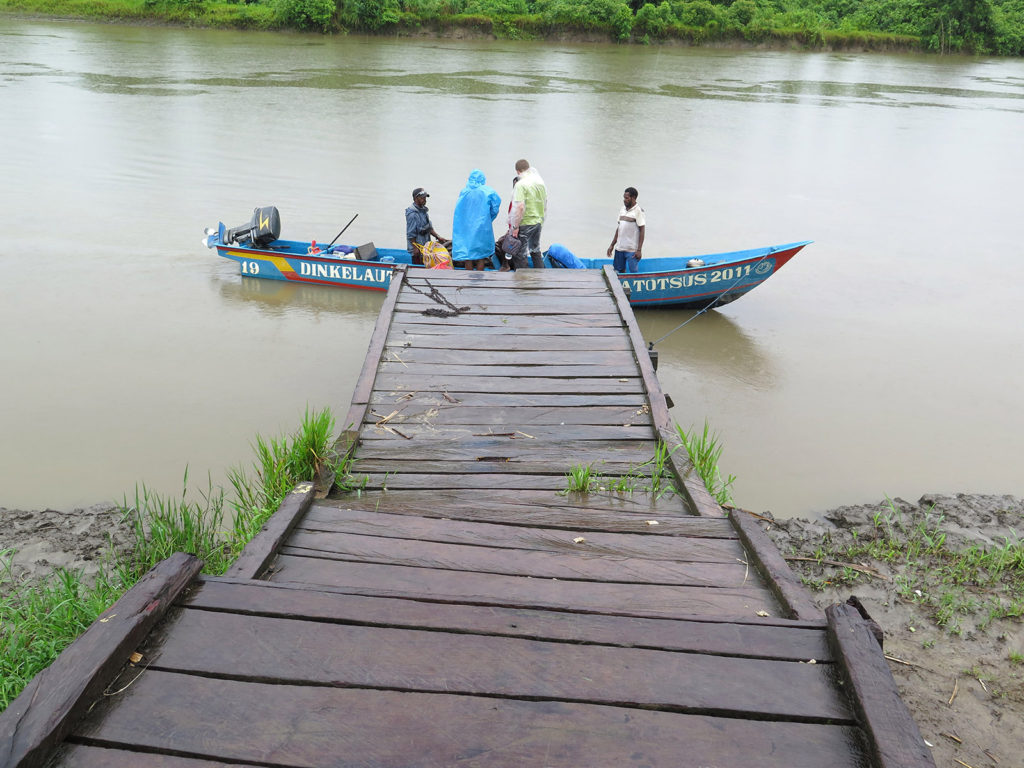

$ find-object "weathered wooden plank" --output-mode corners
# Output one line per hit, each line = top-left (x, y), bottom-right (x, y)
(281, 531), (750, 586)
(186, 577), (832, 657)
(602, 268), (716, 526)
(53, 744), (262, 768)
(408, 270), (605, 280)
(299, 505), (743, 562)
(378, 348), (634, 365)
(362, 404), (653, 426)
(322, 489), (707, 531)
(368, 391), (648, 407)
(223, 482), (315, 580)
(70, 671), (867, 768)
(395, 299), (618, 315)
(390, 322), (626, 335)
(268, 556), (780, 618)
(396, 296), (616, 311)
(826, 603), (937, 768)
(345, 472), (570, 490)
(407, 272), (606, 287)
(348, 458), (659, 477)
(351, 437), (658, 463)
(604, 267), (667, 411)
(390, 312), (622, 328)
(731, 508), (823, 621)
(377, 362), (643, 378)
(0, 553), (202, 768)
(347, 458), (661, 484)
(146, 610), (846, 721)
(398, 287), (611, 300)
(385, 334), (632, 351)
(346, 266), (405, 406)
(604, 270), (704, 515)
(658, 424), (729, 519)
(358, 423), (654, 442)
(371, 375), (643, 394)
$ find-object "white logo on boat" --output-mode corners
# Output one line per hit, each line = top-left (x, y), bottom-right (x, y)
(298, 262), (391, 284)
(754, 260), (773, 275)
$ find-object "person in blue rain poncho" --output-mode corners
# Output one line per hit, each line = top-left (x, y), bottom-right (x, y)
(452, 169), (501, 271)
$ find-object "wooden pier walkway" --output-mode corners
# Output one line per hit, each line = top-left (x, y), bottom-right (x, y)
(1, 267), (934, 768)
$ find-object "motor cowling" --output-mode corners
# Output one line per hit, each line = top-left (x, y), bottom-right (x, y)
(225, 206), (281, 246)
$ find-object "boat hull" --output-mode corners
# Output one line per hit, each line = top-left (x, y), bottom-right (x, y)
(615, 244), (805, 308)
(207, 233), (810, 310)
(214, 244), (400, 293)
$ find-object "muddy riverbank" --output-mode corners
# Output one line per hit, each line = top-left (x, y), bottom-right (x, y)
(760, 493), (1024, 767)
(0, 504), (135, 596)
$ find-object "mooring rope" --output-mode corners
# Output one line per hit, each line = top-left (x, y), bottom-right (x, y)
(404, 277), (470, 318)
(648, 248), (779, 347)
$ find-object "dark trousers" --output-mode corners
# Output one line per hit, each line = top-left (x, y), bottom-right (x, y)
(517, 223), (544, 269)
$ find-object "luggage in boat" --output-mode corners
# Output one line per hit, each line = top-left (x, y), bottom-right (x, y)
(418, 241), (453, 269)
(547, 243), (585, 269)
(500, 230), (522, 258)
(356, 242), (379, 261)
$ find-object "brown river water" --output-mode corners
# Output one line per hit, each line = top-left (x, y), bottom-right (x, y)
(1, 18), (1022, 516)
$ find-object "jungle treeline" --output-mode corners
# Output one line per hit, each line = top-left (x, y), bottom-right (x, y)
(4, 0), (1022, 55)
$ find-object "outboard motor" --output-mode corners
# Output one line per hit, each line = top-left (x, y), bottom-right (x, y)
(225, 206), (281, 246)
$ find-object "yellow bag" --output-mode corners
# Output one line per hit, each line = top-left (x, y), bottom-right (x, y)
(417, 241), (453, 269)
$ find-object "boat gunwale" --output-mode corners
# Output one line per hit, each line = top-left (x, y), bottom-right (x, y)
(214, 241), (810, 277)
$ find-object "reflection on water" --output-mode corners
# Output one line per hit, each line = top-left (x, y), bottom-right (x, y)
(218, 276), (386, 319)
(6, 26), (1023, 114)
(636, 310), (774, 390)
(25, 67), (1024, 112)
(682, 79), (1024, 109)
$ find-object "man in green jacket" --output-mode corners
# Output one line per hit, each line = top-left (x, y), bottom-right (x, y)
(509, 159), (548, 269)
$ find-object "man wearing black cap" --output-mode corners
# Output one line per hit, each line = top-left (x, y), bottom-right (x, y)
(405, 188), (447, 265)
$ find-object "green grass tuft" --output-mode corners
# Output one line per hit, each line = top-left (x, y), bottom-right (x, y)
(561, 463), (603, 494)
(676, 420), (735, 506)
(0, 406), (338, 712)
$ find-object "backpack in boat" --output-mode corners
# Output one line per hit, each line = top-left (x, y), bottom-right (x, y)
(418, 240), (453, 269)
(500, 230), (522, 258)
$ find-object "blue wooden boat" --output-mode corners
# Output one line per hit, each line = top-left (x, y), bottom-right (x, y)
(204, 207), (810, 310)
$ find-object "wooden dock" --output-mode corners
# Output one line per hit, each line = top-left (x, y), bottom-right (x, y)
(1, 267), (934, 768)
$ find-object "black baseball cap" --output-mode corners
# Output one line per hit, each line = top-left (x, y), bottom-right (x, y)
(412, 188), (429, 198)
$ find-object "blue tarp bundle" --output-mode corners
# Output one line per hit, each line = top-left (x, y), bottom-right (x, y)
(547, 243), (586, 269)
(452, 169), (501, 262)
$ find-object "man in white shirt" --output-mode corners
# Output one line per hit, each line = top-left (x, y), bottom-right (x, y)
(607, 187), (645, 273)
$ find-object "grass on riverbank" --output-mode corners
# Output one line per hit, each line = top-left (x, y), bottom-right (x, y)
(790, 497), (1024, 634)
(0, 407), (339, 712)
(676, 420), (735, 506)
(561, 420), (733, 506)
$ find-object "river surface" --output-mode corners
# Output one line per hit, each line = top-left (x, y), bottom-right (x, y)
(1, 17), (1022, 517)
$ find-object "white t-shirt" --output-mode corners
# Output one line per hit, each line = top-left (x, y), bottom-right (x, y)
(615, 204), (646, 251)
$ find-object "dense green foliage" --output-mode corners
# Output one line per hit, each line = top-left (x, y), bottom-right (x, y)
(393, 0), (1021, 53)
(2, 0), (1022, 51)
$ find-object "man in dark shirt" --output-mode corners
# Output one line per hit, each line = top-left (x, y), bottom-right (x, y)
(405, 187), (447, 265)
